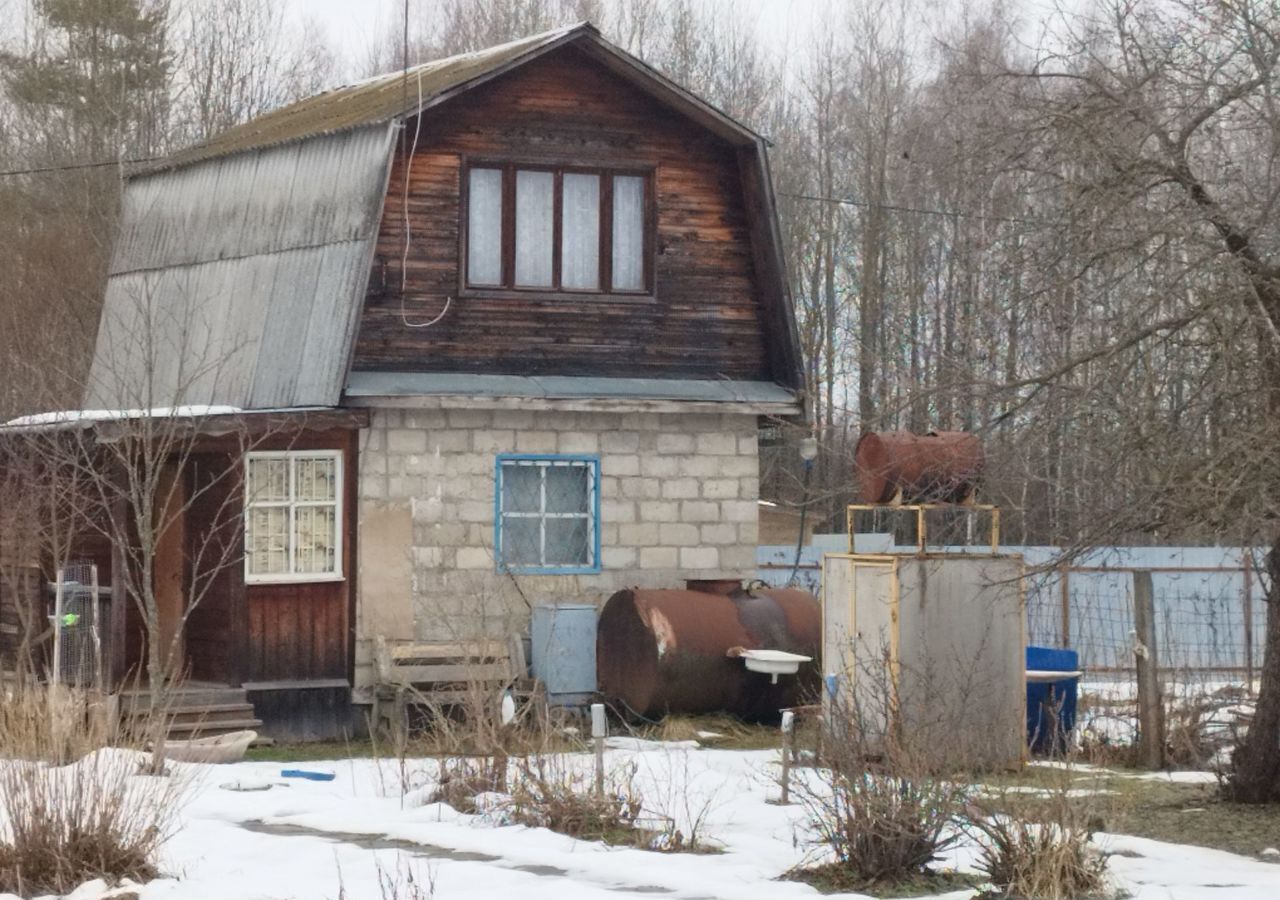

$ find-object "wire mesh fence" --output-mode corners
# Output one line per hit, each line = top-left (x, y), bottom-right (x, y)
(51, 561), (108, 689)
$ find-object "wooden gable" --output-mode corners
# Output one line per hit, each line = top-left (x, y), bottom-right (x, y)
(351, 45), (787, 386)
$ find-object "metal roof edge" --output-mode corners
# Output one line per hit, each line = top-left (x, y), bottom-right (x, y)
(343, 372), (798, 405)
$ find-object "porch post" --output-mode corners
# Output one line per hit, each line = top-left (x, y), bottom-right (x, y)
(227, 501), (248, 689)
(108, 494), (129, 687)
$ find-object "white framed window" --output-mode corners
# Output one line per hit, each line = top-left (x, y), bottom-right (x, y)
(495, 455), (600, 574)
(244, 451), (343, 583)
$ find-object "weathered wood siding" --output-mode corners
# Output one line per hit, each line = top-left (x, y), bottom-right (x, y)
(353, 46), (770, 381)
(181, 427), (357, 685)
(244, 429), (357, 683)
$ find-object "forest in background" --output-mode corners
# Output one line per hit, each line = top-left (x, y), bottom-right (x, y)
(2, 0), (1279, 552)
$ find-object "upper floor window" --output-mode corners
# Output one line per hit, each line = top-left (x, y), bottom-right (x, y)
(465, 164), (651, 295)
(245, 451), (343, 583)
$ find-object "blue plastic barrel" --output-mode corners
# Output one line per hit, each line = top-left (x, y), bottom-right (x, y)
(1025, 646), (1080, 755)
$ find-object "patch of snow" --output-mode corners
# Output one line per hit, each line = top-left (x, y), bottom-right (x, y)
(3, 406), (241, 429)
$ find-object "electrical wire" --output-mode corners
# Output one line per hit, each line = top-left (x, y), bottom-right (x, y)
(395, 0), (451, 330)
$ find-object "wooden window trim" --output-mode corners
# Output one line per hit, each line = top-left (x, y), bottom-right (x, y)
(460, 159), (656, 300)
(244, 450), (345, 585)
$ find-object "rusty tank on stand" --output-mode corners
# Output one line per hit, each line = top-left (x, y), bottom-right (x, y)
(596, 579), (820, 721)
(854, 430), (984, 504)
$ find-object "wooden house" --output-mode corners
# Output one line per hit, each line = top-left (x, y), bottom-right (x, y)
(19, 23), (804, 739)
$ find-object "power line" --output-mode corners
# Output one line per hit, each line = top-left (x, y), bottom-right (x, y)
(0, 155), (1059, 230)
(0, 156), (159, 178)
(777, 190), (1060, 228)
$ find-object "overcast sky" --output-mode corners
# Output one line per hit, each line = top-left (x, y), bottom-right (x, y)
(286, 0), (826, 74)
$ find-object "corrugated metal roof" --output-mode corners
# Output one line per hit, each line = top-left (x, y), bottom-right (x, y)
(85, 124), (396, 411)
(141, 22), (763, 176)
(146, 25), (585, 174)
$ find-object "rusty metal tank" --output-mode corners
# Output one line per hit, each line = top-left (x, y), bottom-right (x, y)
(854, 430), (984, 504)
(596, 580), (820, 721)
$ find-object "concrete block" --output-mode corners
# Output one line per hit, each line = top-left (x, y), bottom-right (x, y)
(429, 431), (471, 453)
(660, 523), (699, 545)
(700, 523), (737, 545)
(738, 434), (759, 455)
(719, 456), (759, 477)
(696, 432), (738, 456)
(387, 429), (427, 454)
(559, 431), (600, 454)
(718, 545), (757, 572)
(656, 433), (695, 454)
(680, 500), (720, 523)
(601, 499), (636, 523)
(516, 430), (558, 453)
(620, 477), (660, 500)
(661, 478), (699, 499)
(639, 500), (679, 522)
(447, 409), (492, 429)
(702, 478), (740, 499)
(455, 546), (493, 570)
(601, 431), (641, 453)
(618, 522), (660, 545)
(473, 429), (516, 453)
(640, 455), (679, 477)
(640, 546), (678, 569)
(721, 500), (757, 523)
(602, 454), (640, 476)
(680, 546), (720, 569)
(602, 546), (638, 568)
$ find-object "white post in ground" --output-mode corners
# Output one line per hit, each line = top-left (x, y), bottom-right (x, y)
(591, 703), (606, 798)
(779, 709), (795, 804)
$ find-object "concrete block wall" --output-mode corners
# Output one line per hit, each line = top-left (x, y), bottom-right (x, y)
(353, 407), (760, 697)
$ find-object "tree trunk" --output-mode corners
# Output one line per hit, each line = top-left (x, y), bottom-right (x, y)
(1225, 539), (1280, 802)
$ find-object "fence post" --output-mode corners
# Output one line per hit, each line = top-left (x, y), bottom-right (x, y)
(1059, 563), (1071, 649)
(1132, 570), (1165, 769)
(1243, 561), (1254, 695)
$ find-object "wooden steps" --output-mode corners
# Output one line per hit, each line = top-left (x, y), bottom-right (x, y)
(119, 684), (264, 741)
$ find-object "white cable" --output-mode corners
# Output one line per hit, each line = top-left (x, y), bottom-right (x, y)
(399, 68), (452, 329)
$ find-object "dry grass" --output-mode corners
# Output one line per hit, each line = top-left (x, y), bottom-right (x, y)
(0, 684), (187, 896)
(506, 753), (645, 844)
(788, 665), (968, 890)
(968, 767), (1113, 900)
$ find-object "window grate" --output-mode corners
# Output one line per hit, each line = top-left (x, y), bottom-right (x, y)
(496, 456), (599, 574)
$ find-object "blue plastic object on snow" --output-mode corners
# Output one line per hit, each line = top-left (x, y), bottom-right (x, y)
(280, 769), (335, 782)
(1026, 646), (1080, 755)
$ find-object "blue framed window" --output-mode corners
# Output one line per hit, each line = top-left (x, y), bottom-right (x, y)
(495, 455), (601, 574)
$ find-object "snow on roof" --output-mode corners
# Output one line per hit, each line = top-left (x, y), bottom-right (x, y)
(2, 405), (242, 430)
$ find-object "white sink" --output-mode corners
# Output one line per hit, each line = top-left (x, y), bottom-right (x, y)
(728, 648), (813, 683)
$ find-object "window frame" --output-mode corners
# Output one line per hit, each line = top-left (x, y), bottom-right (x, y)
(461, 160), (655, 301)
(243, 450), (345, 585)
(493, 453), (602, 575)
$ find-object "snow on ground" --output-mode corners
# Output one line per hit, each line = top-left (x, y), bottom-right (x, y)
(48, 745), (1280, 900)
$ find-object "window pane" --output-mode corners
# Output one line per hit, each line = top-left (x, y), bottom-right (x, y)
(545, 463), (590, 514)
(468, 168), (503, 285)
(248, 458), (288, 503)
(295, 505), (336, 574)
(295, 457), (336, 502)
(612, 175), (645, 291)
(248, 506), (289, 575)
(545, 518), (590, 566)
(515, 170), (554, 287)
(501, 516), (541, 566)
(502, 464), (542, 513)
(561, 173), (600, 290)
